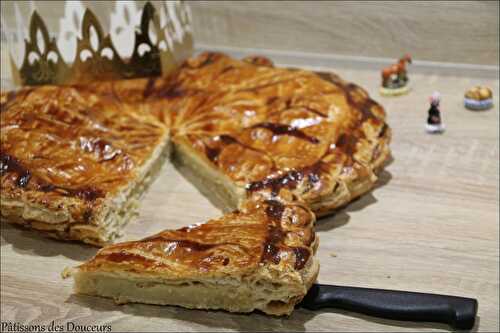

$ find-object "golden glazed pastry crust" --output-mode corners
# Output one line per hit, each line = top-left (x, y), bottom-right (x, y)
(0, 84), (170, 245)
(3, 52), (391, 315)
(65, 199), (319, 315)
(146, 52), (392, 216)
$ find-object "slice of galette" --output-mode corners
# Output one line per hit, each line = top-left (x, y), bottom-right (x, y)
(64, 199), (318, 315)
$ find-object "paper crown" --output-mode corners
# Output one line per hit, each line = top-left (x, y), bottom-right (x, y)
(2, 1), (193, 86)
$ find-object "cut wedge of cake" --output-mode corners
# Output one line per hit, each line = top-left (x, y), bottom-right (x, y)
(1, 52), (390, 246)
(151, 52), (391, 216)
(0, 83), (170, 245)
(64, 198), (319, 315)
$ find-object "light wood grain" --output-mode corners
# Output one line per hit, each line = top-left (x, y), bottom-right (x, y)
(1, 62), (499, 332)
(190, 1), (499, 65)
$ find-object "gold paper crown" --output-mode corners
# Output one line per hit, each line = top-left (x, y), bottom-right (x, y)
(9, 1), (193, 86)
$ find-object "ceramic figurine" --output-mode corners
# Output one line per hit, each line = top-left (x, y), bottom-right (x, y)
(464, 86), (494, 110)
(380, 54), (412, 96)
(426, 92), (445, 133)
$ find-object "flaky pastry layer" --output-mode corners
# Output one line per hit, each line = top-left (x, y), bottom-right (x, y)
(66, 199), (319, 315)
(1, 84), (170, 245)
(3, 52), (392, 316)
(159, 52), (391, 216)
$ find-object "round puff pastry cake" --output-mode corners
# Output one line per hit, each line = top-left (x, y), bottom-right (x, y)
(0, 85), (170, 245)
(64, 198), (318, 316)
(64, 53), (390, 316)
(2, 52), (391, 316)
(149, 52), (392, 216)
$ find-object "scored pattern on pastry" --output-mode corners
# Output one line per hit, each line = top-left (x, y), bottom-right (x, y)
(141, 52), (391, 215)
(0, 84), (170, 245)
(68, 199), (319, 315)
(80, 199), (315, 275)
(0, 52), (390, 241)
(2, 52), (391, 316)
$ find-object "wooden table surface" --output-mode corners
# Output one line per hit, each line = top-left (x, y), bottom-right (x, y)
(1, 60), (498, 332)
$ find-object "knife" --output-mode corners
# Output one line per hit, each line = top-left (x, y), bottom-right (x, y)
(300, 284), (478, 330)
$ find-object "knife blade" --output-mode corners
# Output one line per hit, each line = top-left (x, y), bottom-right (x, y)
(299, 284), (477, 330)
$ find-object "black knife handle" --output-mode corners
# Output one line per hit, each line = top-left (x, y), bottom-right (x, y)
(301, 284), (477, 330)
